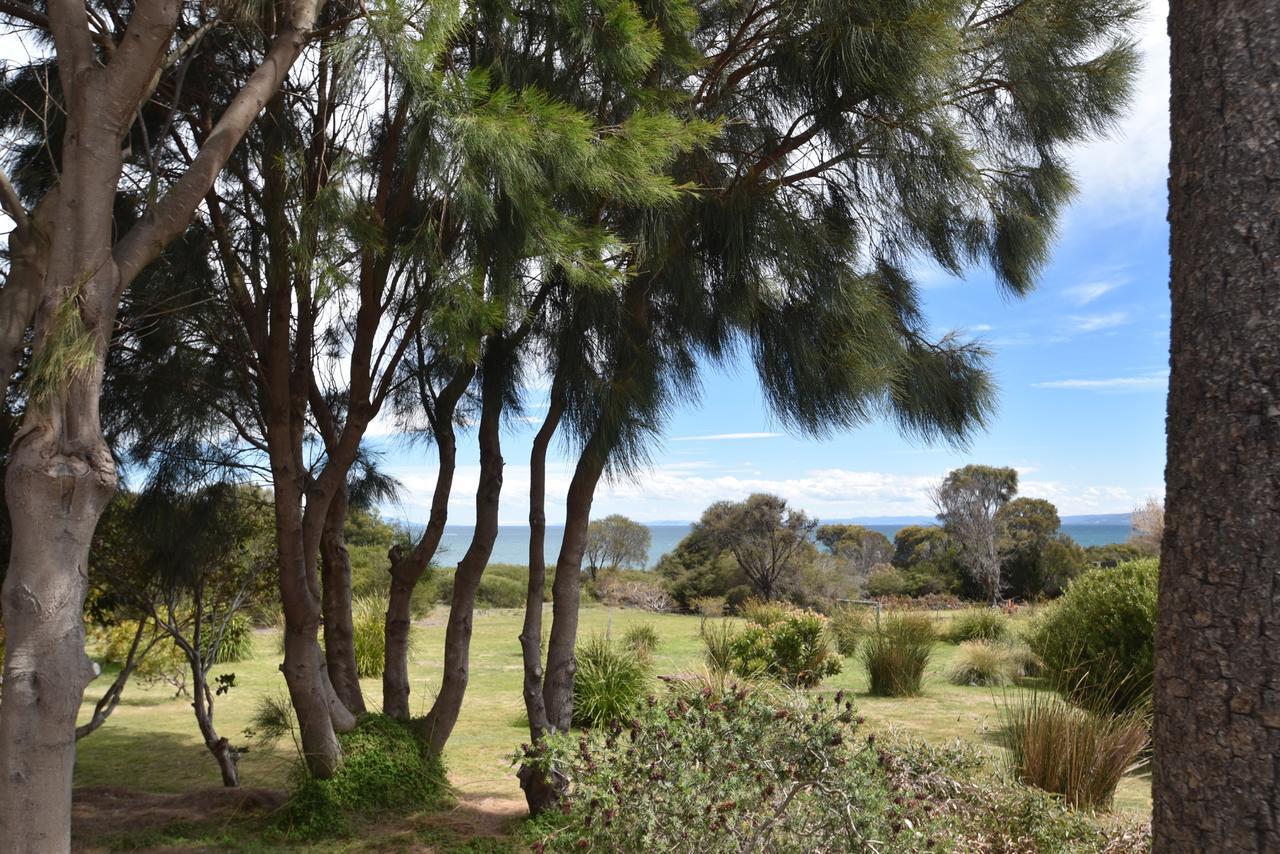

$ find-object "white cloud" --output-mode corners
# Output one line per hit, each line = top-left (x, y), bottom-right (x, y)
(670, 432), (783, 442)
(1064, 280), (1123, 306)
(1033, 371), (1168, 391)
(1068, 311), (1130, 333)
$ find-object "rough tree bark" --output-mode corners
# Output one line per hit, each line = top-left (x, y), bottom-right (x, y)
(1154, 2), (1280, 850)
(419, 347), (508, 754)
(383, 363), (474, 720)
(320, 482), (365, 715)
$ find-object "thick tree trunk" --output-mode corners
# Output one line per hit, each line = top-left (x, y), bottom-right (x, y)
(320, 483), (365, 715)
(518, 384), (566, 814)
(383, 365), (472, 720)
(419, 356), (506, 755)
(1155, 4), (1280, 850)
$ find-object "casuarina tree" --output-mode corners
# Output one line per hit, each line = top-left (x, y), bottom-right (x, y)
(0, 1), (325, 847)
(1156, 1), (1280, 849)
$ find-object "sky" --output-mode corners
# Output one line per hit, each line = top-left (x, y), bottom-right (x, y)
(0, 5), (1172, 527)
(376, 5), (1173, 527)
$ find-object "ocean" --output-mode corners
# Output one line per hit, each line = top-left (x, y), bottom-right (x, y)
(429, 522), (1133, 569)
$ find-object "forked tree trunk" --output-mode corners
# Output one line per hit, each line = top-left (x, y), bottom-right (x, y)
(517, 382), (566, 813)
(419, 354), (506, 754)
(383, 364), (473, 720)
(321, 483), (365, 715)
(1154, 3), (1280, 850)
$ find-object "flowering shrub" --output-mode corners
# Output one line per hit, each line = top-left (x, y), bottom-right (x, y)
(728, 610), (841, 687)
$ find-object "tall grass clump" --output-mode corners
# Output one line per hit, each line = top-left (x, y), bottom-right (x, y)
(739, 598), (793, 627)
(944, 608), (1008, 644)
(948, 641), (1012, 687)
(621, 622), (661, 660)
(209, 614), (255, 664)
(1001, 691), (1149, 809)
(828, 604), (868, 657)
(700, 617), (738, 674)
(1025, 559), (1157, 713)
(572, 636), (650, 727)
(352, 594), (389, 678)
(862, 613), (937, 697)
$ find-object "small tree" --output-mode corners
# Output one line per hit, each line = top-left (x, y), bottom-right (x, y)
(1128, 497), (1164, 555)
(583, 515), (652, 580)
(932, 466), (1019, 604)
(815, 524), (893, 575)
(998, 497), (1082, 598)
(697, 494), (817, 601)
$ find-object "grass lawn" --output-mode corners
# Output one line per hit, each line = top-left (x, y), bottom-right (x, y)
(72, 605), (1152, 846)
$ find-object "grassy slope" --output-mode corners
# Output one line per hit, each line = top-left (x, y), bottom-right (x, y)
(73, 606), (1151, 817)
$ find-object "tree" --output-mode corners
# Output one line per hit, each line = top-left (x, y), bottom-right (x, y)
(1155, 3), (1280, 849)
(997, 497), (1080, 598)
(695, 495), (817, 601)
(815, 524), (893, 576)
(932, 465), (1019, 604)
(0, 1), (324, 845)
(583, 515), (652, 580)
(1128, 496), (1164, 555)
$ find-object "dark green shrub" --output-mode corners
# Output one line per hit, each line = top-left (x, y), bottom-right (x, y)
(621, 622), (661, 658)
(728, 610), (841, 688)
(739, 598), (793, 627)
(865, 566), (911, 598)
(944, 608), (1008, 644)
(862, 613), (937, 697)
(1025, 559), (1157, 713)
(572, 636), (649, 727)
(828, 604), (868, 657)
(279, 714), (448, 839)
(947, 640), (1012, 687)
(1002, 691), (1149, 809)
(209, 614), (255, 664)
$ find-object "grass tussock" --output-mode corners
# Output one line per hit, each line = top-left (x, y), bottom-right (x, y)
(862, 613), (937, 697)
(948, 640), (1012, 687)
(944, 608), (1009, 644)
(572, 635), (650, 727)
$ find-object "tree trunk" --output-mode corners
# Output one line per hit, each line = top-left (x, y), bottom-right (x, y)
(1155, 4), (1280, 850)
(419, 353), (506, 755)
(383, 363), (472, 719)
(192, 669), (240, 787)
(320, 483), (365, 715)
(518, 383), (566, 814)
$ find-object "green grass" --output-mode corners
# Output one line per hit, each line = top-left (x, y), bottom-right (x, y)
(72, 606), (1152, 845)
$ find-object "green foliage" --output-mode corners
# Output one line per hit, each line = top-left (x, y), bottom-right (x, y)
(728, 610), (841, 688)
(621, 622), (661, 659)
(738, 598), (793, 627)
(245, 690), (296, 748)
(572, 636), (650, 728)
(948, 641), (1012, 687)
(279, 715), (448, 839)
(1025, 559), (1157, 714)
(862, 613), (937, 697)
(433, 564), (548, 610)
(352, 595), (393, 679)
(1082, 543), (1149, 567)
(94, 621), (186, 688)
(699, 617), (737, 674)
(210, 614), (255, 664)
(865, 565), (911, 598)
(998, 498), (1085, 598)
(828, 604), (869, 657)
(584, 514), (652, 577)
(944, 608), (1009, 644)
(1002, 691), (1149, 810)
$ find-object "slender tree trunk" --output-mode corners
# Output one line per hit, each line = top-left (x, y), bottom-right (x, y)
(518, 382), (566, 813)
(76, 618), (158, 740)
(383, 364), (473, 720)
(321, 483), (365, 715)
(191, 668), (240, 787)
(419, 353), (506, 754)
(0, 191), (54, 391)
(1154, 4), (1280, 850)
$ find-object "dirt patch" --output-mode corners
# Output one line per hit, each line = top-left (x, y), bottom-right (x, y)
(72, 785), (285, 843)
(421, 791), (527, 840)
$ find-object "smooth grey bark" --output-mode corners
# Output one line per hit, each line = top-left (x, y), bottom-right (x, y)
(383, 364), (473, 720)
(320, 483), (365, 715)
(1154, 2), (1280, 850)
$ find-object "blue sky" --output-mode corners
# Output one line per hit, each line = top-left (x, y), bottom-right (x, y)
(375, 5), (1172, 526)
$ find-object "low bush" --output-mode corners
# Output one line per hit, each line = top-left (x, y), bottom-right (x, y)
(621, 623), (661, 659)
(94, 620), (187, 690)
(572, 636), (650, 727)
(352, 595), (388, 678)
(525, 687), (1151, 852)
(871, 593), (967, 611)
(1025, 559), (1157, 713)
(828, 604), (868, 657)
(432, 563), (552, 610)
(944, 608), (1008, 644)
(947, 640), (1012, 687)
(279, 714), (448, 839)
(209, 614), (255, 664)
(699, 617), (737, 674)
(738, 598), (794, 627)
(729, 610), (841, 688)
(1006, 642), (1046, 678)
(592, 571), (675, 612)
(862, 613), (937, 697)
(1002, 691), (1149, 810)
(690, 596), (726, 617)
(865, 566), (912, 598)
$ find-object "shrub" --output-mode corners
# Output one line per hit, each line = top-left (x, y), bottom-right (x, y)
(944, 608), (1009, 644)
(828, 604), (868, 657)
(1025, 559), (1157, 713)
(352, 595), (388, 678)
(279, 714), (448, 839)
(621, 622), (661, 659)
(862, 613), (937, 697)
(738, 598), (793, 627)
(699, 617), (738, 674)
(572, 636), (649, 727)
(475, 574), (526, 609)
(95, 620), (186, 688)
(1006, 643), (1046, 678)
(728, 610), (841, 688)
(1001, 691), (1149, 810)
(948, 640), (1012, 687)
(865, 566), (911, 598)
(209, 614), (255, 664)
(593, 572), (676, 612)
(690, 596), (726, 617)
